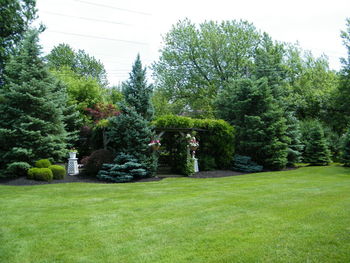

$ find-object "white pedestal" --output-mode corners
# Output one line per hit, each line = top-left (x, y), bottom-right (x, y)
(68, 157), (79, 175)
(193, 157), (199, 173)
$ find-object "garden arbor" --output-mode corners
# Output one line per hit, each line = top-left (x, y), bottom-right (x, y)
(154, 127), (206, 176)
(152, 115), (235, 175)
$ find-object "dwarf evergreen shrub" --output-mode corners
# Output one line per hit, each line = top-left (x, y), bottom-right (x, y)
(49, 165), (66, 180)
(6, 162), (31, 177)
(232, 155), (263, 173)
(97, 153), (146, 182)
(27, 168), (53, 182)
(35, 159), (52, 168)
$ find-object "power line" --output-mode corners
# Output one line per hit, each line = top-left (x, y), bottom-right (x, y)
(47, 30), (148, 46)
(42, 11), (132, 26)
(72, 0), (151, 16)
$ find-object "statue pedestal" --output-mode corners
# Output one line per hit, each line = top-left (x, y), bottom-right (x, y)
(68, 157), (79, 175)
(193, 157), (199, 173)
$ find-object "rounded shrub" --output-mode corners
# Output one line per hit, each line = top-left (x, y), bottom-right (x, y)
(84, 149), (114, 176)
(35, 159), (52, 168)
(27, 168), (53, 181)
(6, 162), (31, 177)
(49, 165), (66, 180)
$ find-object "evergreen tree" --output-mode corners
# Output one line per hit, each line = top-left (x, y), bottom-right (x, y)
(0, 0), (37, 83)
(341, 128), (350, 166)
(216, 78), (288, 170)
(285, 112), (304, 166)
(122, 54), (154, 121)
(106, 104), (157, 176)
(303, 122), (331, 165)
(0, 30), (67, 176)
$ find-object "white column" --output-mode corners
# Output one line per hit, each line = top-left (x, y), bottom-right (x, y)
(68, 157), (79, 175)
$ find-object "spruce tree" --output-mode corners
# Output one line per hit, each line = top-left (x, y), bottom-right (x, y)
(0, 30), (67, 176)
(303, 122), (331, 165)
(341, 128), (350, 166)
(122, 54), (154, 121)
(285, 112), (304, 166)
(106, 104), (157, 176)
(216, 78), (288, 170)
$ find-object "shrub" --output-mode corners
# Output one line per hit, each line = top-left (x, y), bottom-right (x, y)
(49, 165), (66, 180)
(233, 155), (263, 173)
(198, 155), (216, 171)
(35, 159), (52, 168)
(27, 168), (53, 181)
(6, 162), (31, 177)
(84, 149), (114, 176)
(97, 153), (146, 182)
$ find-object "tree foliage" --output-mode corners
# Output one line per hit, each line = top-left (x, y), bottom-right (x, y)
(216, 78), (288, 169)
(46, 43), (108, 87)
(122, 54), (154, 121)
(152, 19), (261, 116)
(0, 30), (67, 176)
(106, 104), (157, 176)
(0, 0), (37, 82)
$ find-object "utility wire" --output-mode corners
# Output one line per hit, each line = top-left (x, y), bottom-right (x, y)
(72, 0), (151, 16)
(47, 30), (148, 46)
(42, 11), (132, 26)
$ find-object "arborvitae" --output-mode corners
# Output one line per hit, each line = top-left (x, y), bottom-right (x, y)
(106, 104), (157, 176)
(0, 30), (67, 176)
(122, 54), (154, 121)
(341, 128), (350, 166)
(216, 78), (288, 170)
(285, 112), (304, 166)
(303, 123), (331, 165)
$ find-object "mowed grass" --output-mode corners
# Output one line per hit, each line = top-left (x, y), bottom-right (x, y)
(1, 166), (350, 263)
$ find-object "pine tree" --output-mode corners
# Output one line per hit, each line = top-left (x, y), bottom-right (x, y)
(122, 54), (154, 121)
(0, 30), (67, 176)
(106, 103), (157, 176)
(303, 122), (331, 165)
(216, 78), (288, 170)
(285, 112), (304, 166)
(341, 128), (350, 166)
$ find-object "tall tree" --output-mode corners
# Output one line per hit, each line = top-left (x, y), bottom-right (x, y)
(333, 18), (350, 133)
(0, 0), (36, 83)
(152, 19), (261, 116)
(122, 54), (154, 121)
(216, 78), (288, 170)
(0, 30), (67, 176)
(46, 43), (108, 87)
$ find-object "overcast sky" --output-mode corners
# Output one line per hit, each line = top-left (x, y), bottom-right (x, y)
(36, 0), (350, 86)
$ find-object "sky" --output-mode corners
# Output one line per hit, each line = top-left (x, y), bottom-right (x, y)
(35, 0), (350, 86)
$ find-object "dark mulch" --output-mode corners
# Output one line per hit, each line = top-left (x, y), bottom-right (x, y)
(0, 168), (298, 186)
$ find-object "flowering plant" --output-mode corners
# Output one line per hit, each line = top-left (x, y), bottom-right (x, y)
(69, 147), (78, 153)
(148, 140), (161, 147)
(186, 134), (199, 148)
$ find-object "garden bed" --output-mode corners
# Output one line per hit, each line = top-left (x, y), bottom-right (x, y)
(0, 170), (250, 186)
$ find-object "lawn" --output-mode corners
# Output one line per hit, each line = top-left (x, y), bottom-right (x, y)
(1, 166), (350, 263)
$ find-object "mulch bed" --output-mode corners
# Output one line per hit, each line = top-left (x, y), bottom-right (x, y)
(0, 168), (298, 186)
(0, 170), (249, 186)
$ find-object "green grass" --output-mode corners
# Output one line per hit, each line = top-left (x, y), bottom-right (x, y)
(1, 166), (350, 263)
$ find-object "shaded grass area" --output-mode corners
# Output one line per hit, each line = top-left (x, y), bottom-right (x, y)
(1, 165), (350, 262)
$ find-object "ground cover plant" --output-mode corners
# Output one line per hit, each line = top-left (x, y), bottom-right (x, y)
(1, 165), (350, 262)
